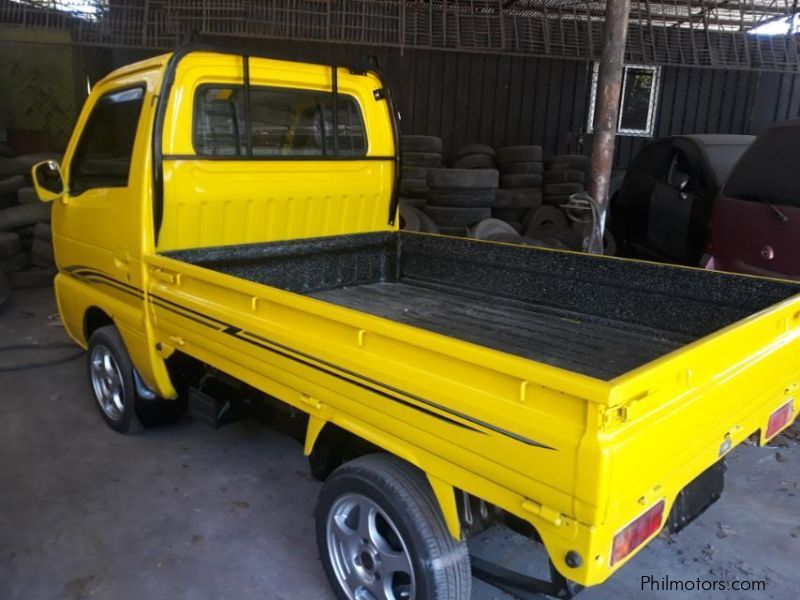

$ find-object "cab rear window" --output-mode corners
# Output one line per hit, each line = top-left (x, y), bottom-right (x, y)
(193, 85), (367, 158)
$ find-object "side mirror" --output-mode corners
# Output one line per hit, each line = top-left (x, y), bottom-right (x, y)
(31, 160), (65, 203)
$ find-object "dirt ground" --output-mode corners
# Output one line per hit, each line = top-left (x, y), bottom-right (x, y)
(1, 287), (798, 600)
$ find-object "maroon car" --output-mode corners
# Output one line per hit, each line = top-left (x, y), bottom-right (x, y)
(706, 120), (800, 280)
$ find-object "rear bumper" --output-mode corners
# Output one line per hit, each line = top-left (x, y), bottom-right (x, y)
(549, 383), (797, 587)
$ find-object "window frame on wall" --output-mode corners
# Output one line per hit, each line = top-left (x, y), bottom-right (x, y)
(191, 83), (368, 159)
(587, 63), (661, 138)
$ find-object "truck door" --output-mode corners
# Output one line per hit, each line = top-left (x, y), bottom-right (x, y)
(57, 85), (147, 286)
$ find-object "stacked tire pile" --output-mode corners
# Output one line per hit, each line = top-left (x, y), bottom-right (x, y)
(398, 135), (442, 210)
(452, 144), (495, 170)
(422, 168), (498, 237)
(492, 146), (544, 233)
(542, 154), (590, 206)
(0, 152), (58, 309)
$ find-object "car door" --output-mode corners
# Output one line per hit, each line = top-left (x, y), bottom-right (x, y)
(710, 122), (800, 280)
(55, 84), (149, 294)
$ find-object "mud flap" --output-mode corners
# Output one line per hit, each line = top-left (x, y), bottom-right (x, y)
(666, 459), (725, 534)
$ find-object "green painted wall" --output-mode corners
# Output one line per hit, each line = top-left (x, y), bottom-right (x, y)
(0, 27), (85, 150)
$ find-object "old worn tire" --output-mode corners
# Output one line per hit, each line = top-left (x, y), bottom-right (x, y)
(491, 207), (527, 223)
(455, 143), (494, 158)
(427, 168), (499, 190)
(486, 231), (524, 244)
(544, 183), (584, 196)
(399, 196), (425, 208)
(400, 179), (428, 197)
(0, 175), (26, 197)
(403, 152), (442, 167)
(521, 236), (570, 250)
(399, 204), (422, 231)
(425, 188), (495, 208)
(496, 145), (543, 165)
(500, 174), (542, 189)
(416, 209), (439, 234)
(542, 194), (575, 206)
(0, 203), (50, 231)
(0, 232), (21, 258)
(316, 454), (471, 600)
(401, 135), (442, 154)
(423, 206), (490, 226)
(544, 169), (586, 184)
(401, 166), (428, 180)
(437, 226), (469, 237)
(469, 218), (520, 241)
(452, 153), (495, 169)
(33, 222), (51, 242)
(493, 188), (542, 209)
(0, 272), (8, 311)
(8, 266), (55, 289)
(0, 153), (61, 178)
(524, 206), (569, 233)
(0, 252), (30, 274)
(546, 154), (590, 172)
(499, 162), (543, 176)
(398, 196), (425, 208)
(603, 230), (618, 256)
(31, 238), (54, 268)
(17, 187), (39, 204)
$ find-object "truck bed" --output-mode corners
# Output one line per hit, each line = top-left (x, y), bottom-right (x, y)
(166, 231), (799, 381)
(310, 282), (687, 380)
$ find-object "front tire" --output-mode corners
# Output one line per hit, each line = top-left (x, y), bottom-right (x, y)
(87, 325), (143, 434)
(87, 325), (185, 433)
(316, 454), (471, 600)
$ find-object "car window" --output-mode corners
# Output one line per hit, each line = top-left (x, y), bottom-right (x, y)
(194, 85), (367, 158)
(703, 143), (751, 185)
(724, 126), (799, 208)
(70, 87), (145, 193)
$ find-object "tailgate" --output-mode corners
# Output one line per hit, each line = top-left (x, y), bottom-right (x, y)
(595, 291), (800, 569)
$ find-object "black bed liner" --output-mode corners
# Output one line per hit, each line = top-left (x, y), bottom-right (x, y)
(166, 232), (799, 380)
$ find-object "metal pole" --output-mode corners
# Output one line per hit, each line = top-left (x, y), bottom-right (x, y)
(588, 0), (631, 217)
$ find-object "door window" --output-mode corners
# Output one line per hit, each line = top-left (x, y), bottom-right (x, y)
(194, 85), (367, 158)
(70, 87), (145, 194)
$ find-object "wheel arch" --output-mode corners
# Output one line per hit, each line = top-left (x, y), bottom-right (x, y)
(83, 305), (114, 345)
(305, 419), (463, 541)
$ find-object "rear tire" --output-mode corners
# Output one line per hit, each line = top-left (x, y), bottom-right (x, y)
(316, 454), (471, 600)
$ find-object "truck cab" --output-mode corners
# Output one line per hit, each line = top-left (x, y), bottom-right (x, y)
(31, 49), (800, 600)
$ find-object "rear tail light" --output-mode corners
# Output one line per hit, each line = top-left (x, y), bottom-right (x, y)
(766, 399), (795, 439)
(610, 500), (665, 566)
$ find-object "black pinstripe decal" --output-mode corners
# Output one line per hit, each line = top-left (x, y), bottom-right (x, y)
(65, 265), (556, 450)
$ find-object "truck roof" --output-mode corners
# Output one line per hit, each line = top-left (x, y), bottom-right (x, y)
(100, 52), (172, 85)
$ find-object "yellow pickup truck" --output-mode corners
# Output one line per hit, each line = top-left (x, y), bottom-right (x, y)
(32, 47), (799, 600)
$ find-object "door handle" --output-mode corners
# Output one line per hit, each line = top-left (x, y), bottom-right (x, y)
(150, 268), (179, 285)
(113, 249), (131, 273)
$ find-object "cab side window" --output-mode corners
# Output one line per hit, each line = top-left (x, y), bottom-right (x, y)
(194, 85), (366, 158)
(70, 87), (145, 194)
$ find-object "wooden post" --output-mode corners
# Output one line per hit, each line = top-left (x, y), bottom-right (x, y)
(588, 0), (631, 215)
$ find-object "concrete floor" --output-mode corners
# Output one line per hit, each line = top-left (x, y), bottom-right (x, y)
(1, 287), (798, 600)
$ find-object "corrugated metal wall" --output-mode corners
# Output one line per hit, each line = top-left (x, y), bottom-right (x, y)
(103, 40), (800, 169)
